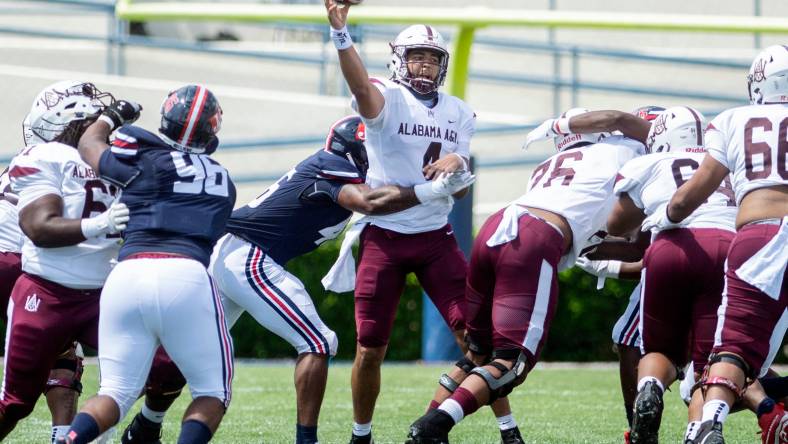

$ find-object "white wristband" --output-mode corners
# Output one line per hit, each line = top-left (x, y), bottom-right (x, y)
(413, 182), (437, 203)
(607, 260), (622, 278)
(553, 117), (571, 135)
(81, 216), (108, 239)
(331, 25), (353, 50)
(98, 114), (116, 131)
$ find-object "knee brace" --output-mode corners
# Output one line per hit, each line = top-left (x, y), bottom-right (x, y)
(438, 357), (478, 393)
(44, 355), (84, 395)
(464, 333), (491, 357)
(469, 349), (529, 404)
(700, 353), (752, 400)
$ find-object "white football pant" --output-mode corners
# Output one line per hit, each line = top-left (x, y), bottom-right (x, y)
(209, 234), (338, 357)
(97, 257), (233, 420)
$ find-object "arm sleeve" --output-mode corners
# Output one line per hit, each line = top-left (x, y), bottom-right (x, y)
(351, 78), (391, 130)
(97, 127), (142, 188)
(8, 148), (63, 210)
(302, 179), (347, 203)
(704, 113), (730, 169)
(455, 105), (476, 158)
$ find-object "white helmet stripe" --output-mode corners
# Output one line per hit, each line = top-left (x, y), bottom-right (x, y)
(178, 85), (207, 148)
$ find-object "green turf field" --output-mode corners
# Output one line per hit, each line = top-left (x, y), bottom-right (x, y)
(3, 362), (760, 443)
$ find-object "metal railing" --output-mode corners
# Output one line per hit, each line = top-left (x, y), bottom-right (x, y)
(0, 1), (762, 181)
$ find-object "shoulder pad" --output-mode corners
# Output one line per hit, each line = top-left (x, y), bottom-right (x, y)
(315, 150), (363, 183)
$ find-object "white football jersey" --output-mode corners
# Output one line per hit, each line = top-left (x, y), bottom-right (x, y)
(706, 104), (788, 204)
(9, 142), (120, 289)
(615, 152), (737, 232)
(516, 135), (645, 270)
(353, 77), (475, 234)
(0, 167), (23, 253)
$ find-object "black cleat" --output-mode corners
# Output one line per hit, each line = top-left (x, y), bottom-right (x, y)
(348, 433), (373, 444)
(121, 413), (162, 444)
(500, 426), (525, 444)
(686, 420), (724, 444)
(405, 409), (453, 444)
(631, 381), (664, 444)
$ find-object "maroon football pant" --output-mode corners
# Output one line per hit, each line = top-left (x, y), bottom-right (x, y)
(640, 228), (733, 370)
(713, 222), (787, 378)
(465, 210), (564, 368)
(0, 273), (100, 422)
(354, 224), (466, 348)
(143, 347), (187, 398)
(0, 251), (21, 321)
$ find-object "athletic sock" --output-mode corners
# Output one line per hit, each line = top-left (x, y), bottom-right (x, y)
(637, 376), (664, 393)
(427, 399), (441, 410)
(351, 421), (372, 437)
(177, 419), (212, 444)
(701, 400), (730, 424)
(66, 413), (100, 444)
(51, 425), (70, 444)
(450, 387), (480, 417)
(684, 421), (701, 441)
(296, 424), (318, 444)
(496, 414), (517, 431)
(141, 404), (167, 423)
(438, 399), (465, 424)
(757, 397), (777, 418)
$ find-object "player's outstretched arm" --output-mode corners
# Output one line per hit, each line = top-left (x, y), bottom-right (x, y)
(78, 119), (112, 173)
(79, 99), (142, 173)
(337, 171), (475, 214)
(668, 153), (729, 222)
(324, 0), (384, 119)
(337, 183), (419, 215)
(569, 110), (650, 143)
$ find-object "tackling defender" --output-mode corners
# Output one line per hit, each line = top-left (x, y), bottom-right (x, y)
(120, 115), (474, 444)
(62, 85), (235, 444)
(321, 2), (518, 443)
(406, 108), (643, 443)
(0, 81), (128, 442)
(649, 45), (788, 444)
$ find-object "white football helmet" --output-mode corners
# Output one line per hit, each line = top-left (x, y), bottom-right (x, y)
(388, 25), (449, 95)
(22, 80), (113, 147)
(747, 45), (788, 105)
(646, 106), (706, 153)
(554, 108), (610, 152)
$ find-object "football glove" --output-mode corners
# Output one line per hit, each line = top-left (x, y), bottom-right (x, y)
(641, 203), (682, 232)
(522, 117), (570, 151)
(414, 170), (476, 203)
(81, 201), (130, 238)
(99, 100), (142, 131)
(575, 257), (622, 290)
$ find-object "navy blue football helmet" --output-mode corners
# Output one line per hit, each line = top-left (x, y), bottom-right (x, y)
(325, 116), (368, 178)
(631, 105), (665, 122)
(159, 84), (222, 154)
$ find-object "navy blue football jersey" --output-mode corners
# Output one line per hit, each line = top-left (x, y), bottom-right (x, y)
(98, 125), (236, 266)
(225, 148), (363, 265)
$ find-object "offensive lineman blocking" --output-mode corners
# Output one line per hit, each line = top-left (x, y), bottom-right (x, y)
(62, 85), (236, 444)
